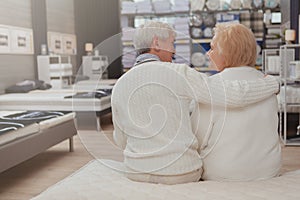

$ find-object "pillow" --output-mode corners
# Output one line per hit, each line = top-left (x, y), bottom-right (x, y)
(5, 80), (51, 93)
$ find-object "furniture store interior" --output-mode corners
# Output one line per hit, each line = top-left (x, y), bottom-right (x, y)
(1, 0), (300, 199)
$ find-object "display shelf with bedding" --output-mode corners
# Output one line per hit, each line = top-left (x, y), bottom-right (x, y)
(37, 55), (73, 89)
(120, 0), (281, 72)
(120, 0), (191, 71)
(279, 44), (300, 146)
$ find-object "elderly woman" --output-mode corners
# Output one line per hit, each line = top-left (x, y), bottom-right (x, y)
(191, 23), (281, 181)
(112, 21), (279, 184)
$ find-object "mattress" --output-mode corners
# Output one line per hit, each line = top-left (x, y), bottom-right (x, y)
(0, 110), (77, 174)
(0, 111), (39, 146)
(32, 159), (300, 200)
(0, 90), (111, 112)
(38, 112), (74, 130)
(0, 111), (74, 146)
(73, 79), (116, 91)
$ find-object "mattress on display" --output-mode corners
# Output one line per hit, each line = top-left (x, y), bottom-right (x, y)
(32, 159), (300, 200)
(64, 88), (112, 99)
(0, 89), (111, 112)
(0, 111), (74, 146)
(0, 110), (77, 173)
(73, 79), (116, 91)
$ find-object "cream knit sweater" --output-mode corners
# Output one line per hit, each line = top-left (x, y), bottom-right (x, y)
(191, 66), (281, 181)
(112, 62), (279, 176)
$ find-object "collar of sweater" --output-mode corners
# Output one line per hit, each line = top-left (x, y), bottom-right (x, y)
(134, 53), (160, 66)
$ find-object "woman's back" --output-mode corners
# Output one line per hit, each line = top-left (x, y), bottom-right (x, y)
(192, 66), (281, 181)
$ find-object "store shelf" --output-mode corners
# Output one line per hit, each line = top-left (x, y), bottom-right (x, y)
(279, 44), (300, 146)
(192, 8), (264, 14)
(192, 6), (280, 15)
(265, 71), (279, 75)
(280, 137), (300, 146)
(265, 24), (281, 29)
(120, 0), (281, 72)
(122, 41), (134, 46)
(121, 11), (189, 17)
(175, 39), (190, 44)
(122, 39), (190, 46)
(192, 38), (264, 44)
(192, 38), (212, 44)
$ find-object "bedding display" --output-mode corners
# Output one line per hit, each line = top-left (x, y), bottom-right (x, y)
(0, 115), (38, 135)
(0, 111), (74, 132)
(0, 80), (116, 132)
(73, 79), (116, 91)
(32, 159), (300, 200)
(0, 111), (76, 173)
(0, 117), (39, 146)
(64, 88), (112, 99)
(0, 111), (53, 146)
(1, 111), (70, 122)
(0, 80), (116, 113)
(0, 89), (111, 112)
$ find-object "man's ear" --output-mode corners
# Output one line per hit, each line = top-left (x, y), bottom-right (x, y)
(152, 36), (160, 52)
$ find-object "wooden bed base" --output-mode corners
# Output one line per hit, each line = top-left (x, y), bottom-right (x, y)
(0, 120), (77, 173)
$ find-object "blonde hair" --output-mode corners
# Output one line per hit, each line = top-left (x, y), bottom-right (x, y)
(133, 21), (176, 55)
(213, 23), (257, 67)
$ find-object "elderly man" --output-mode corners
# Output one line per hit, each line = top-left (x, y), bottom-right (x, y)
(111, 21), (279, 184)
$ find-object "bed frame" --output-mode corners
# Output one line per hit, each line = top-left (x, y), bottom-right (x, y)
(0, 80), (115, 172)
(0, 119), (77, 173)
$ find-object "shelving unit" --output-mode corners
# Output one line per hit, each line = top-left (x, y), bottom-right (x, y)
(121, 5), (191, 71)
(192, 38), (212, 43)
(264, 24), (282, 49)
(262, 48), (280, 75)
(120, 0), (281, 72)
(37, 55), (73, 89)
(122, 39), (190, 46)
(121, 11), (189, 18)
(279, 44), (300, 146)
(82, 55), (108, 80)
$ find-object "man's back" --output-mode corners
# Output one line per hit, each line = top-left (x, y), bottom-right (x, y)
(112, 62), (202, 175)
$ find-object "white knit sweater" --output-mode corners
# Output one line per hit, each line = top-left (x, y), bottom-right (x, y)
(191, 66), (281, 181)
(112, 62), (279, 176)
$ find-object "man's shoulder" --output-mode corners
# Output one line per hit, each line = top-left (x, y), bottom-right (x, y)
(138, 61), (186, 67)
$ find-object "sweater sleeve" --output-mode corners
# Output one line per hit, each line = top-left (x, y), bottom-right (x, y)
(177, 65), (279, 107)
(112, 105), (127, 150)
(113, 122), (127, 150)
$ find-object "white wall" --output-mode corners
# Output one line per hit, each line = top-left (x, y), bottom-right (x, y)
(0, 0), (34, 94)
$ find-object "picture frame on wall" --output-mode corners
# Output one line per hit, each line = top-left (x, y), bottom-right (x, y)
(0, 26), (11, 54)
(48, 32), (77, 55)
(10, 27), (34, 54)
(62, 34), (77, 55)
(48, 32), (63, 55)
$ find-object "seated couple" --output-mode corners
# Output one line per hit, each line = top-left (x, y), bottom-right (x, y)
(110, 21), (281, 184)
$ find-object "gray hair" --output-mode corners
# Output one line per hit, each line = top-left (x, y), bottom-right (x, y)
(133, 21), (176, 55)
